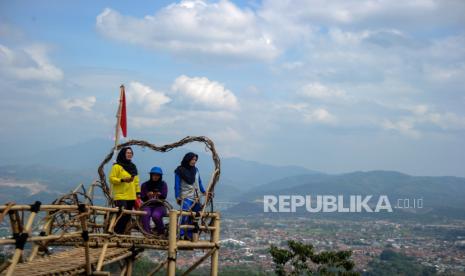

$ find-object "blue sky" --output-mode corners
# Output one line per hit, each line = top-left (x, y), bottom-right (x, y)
(1, 0), (464, 176)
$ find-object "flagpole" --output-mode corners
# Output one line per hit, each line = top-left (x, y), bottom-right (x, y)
(113, 85), (125, 161)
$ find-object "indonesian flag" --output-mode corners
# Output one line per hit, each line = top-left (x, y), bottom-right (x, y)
(119, 85), (127, 137)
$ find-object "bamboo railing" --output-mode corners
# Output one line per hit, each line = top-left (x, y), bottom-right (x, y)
(0, 203), (220, 276)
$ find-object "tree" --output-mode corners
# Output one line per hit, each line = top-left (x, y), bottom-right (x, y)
(269, 240), (359, 276)
(365, 249), (436, 276)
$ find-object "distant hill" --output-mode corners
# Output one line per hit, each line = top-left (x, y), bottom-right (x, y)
(0, 138), (319, 203)
(240, 170), (465, 204)
(2, 139), (464, 221)
(228, 171), (465, 220)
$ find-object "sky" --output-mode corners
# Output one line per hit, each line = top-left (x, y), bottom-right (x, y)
(0, 0), (464, 177)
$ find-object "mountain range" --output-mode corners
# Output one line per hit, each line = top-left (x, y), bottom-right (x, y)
(1, 138), (464, 221)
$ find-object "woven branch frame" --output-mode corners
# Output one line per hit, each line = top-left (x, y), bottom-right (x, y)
(97, 136), (221, 205)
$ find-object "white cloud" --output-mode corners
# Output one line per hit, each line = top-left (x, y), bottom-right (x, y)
(129, 115), (184, 128)
(303, 108), (338, 124)
(172, 75), (238, 110)
(418, 111), (465, 130)
(401, 104), (465, 130)
(381, 104), (465, 138)
(0, 44), (63, 82)
(127, 82), (171, 113)
(281, 61), (304, 70)
(300, 82), (347, 100)
(287, 103), (338, 125)
(261, 0), (465, 30)
(59, 96), (96, 112)
(382, 119), (421, 138)
(96, 1), (279, 61)
(210, 127), (244, 143)
(406, 104), (429, 116)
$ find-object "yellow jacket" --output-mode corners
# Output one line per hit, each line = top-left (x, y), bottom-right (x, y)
(109, 164), (140, 201)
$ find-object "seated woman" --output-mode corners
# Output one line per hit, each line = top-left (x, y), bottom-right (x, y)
(175, 152), (207, 240)
(140, 166), (168, 236)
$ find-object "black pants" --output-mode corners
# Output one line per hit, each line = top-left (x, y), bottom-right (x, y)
(114, 200), (135, 234)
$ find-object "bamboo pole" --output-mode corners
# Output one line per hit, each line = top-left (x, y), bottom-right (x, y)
(179, 225), (216, 230)
(182, 248), (216, 276)
(120, 264), (128, 276)
(8, 210), (22, 236)
(149, 259), (167, 276)
(97, 213), (117, 271)
(0, 203), (14, 224)
(29, 216), (54, 261)
(0, 232), (217, 248)
(72, 183), (84, 193)
(0, 261), (11, 273)
(28, 242), (40, 262)
(177, 241), (217, 249)
(0, 232), (85, 245)
(0, 205), (216, 218)
(78, 206), (91, 275)
(102, 252), (134, 267)
(113, 85), (124, 161)
(201, 169), (219, 214)
(96, 241), (109, 271)
(108, 213), (118, 233)
(126, 258), (133, 276)
(167, 210), (177, 276)
(93, 272), (111, 276)
(92, 205), (147, 215)
(210, 214), (220, 276)
(0, 204), (79, 211)
(6, 209), (37, 276)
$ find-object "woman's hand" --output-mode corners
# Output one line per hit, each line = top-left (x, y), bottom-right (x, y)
(147, 191), (154, 198)
(121, 176), (134, 183)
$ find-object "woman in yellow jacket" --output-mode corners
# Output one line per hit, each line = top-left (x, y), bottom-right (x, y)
(109, 147), (140, 234)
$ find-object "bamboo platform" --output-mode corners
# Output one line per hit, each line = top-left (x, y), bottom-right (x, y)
(0, 247), (132, 276)
(0, 204), (220, 276)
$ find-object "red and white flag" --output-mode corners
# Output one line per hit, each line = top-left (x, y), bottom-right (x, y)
(119, 85), (127, 137)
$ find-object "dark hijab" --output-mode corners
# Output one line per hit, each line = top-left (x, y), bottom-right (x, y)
(174, 152), (198, 185)
(115, 147), (138, 176)
(145, 174), (164, 192)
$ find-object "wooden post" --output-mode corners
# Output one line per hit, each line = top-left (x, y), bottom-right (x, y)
(167, 210), (177, 276)
(210, 213), (220, 276)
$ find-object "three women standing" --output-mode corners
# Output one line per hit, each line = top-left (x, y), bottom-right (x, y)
(109, 149), (208, 238)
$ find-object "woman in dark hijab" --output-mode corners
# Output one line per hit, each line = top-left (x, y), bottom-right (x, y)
(174, 152), (206, 240)
(109, 147), (140, 234)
